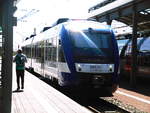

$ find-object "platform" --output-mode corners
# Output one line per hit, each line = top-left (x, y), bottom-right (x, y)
(11, 63), (92, 113)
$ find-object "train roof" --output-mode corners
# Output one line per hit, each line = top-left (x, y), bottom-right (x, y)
(64, 20), (111, 31)
(21, 20), (113, 47)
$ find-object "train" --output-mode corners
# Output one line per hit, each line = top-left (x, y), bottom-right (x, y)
(118, 37), (150, 79)
(21, 19), (119, 93)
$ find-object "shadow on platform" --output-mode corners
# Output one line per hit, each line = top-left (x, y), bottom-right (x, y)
(12, 89), (24, 93)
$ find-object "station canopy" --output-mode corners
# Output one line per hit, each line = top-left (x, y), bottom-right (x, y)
(88, 0), (150, 32)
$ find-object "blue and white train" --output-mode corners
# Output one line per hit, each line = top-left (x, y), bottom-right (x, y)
(22, 19), (119, 93)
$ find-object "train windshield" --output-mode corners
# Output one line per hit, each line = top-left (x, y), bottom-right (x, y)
(69, 30), (114, 61)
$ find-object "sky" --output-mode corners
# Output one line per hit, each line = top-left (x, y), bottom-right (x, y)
(13, 0), (131, 50)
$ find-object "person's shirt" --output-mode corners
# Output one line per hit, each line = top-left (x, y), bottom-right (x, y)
(13, 53), (27, 70)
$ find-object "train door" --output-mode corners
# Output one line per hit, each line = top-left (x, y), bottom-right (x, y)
(44, 40), (50, 78)
(34, 42), (42, 74)
(44, 36), (58, 79)
(50, 36), (58, 77)
(40, 41), (45, 76)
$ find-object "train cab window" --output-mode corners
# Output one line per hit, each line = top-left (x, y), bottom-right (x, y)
(69, 31), (114, 58)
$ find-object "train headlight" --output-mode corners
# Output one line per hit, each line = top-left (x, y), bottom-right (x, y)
(109, 65), (113, 72)
(77, 64), (82, 71)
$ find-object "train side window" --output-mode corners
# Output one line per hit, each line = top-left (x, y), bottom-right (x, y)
(139, 37), (150, 66)
(118, 39), (129, 58)
(140, 37), (150, 52)
(47, 37), (57, 67)
(37, 43), (41, 63)
(32, 44), (36, 58)
(51, 37), (57, 62)
(59, 39), (61, 45)
(45, 40), (48, 60)
(28, 45), (32, 58)
(125, 43), (131, 56)
(51, 47), (57, 62)
(35, 44), (38, 59)
(34, 43), (39, 62)
(45, 39), (52, 66)
(26, 46), (29, 57)
(58, 46), (65, 62)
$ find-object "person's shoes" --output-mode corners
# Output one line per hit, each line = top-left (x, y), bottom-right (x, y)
(16, 87), (20, 91)
(21, 86), (24, 89)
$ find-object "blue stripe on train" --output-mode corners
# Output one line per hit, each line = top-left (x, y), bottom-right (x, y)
(111, 30), (119, 84)
(59, 26), (77, 86)
(59, 72), (78, 86)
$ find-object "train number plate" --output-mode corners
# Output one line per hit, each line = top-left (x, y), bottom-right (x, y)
(90, 65), (101, 72)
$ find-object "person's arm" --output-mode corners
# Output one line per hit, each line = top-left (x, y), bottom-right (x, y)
(24, 55), (27, 63)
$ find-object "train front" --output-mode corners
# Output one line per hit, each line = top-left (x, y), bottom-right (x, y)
(61, 20), (119, 93)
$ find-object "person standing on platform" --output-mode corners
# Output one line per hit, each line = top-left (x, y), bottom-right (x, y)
(13, 49), (27, 91)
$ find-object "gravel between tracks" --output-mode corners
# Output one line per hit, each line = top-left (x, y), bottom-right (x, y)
(100, 97), (147, 113)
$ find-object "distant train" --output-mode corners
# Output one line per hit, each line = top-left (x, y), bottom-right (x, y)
(118, 37), (150, 78)
(22, 19), (119, 93)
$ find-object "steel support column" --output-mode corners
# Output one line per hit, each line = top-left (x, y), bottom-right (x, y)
(106, 15), (112, 25)
(1, 0), (13, 113)
(130, 5), (138, 87)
